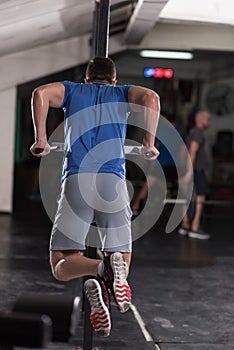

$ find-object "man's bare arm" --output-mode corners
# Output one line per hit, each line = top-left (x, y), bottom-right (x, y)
(30, 82), (65, 156)
(128, 86), (160, 159)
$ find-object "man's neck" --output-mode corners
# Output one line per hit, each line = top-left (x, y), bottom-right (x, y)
(91, 79), (111, 85)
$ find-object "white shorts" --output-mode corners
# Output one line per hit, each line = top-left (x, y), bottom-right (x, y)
(49, 173), (132, 252)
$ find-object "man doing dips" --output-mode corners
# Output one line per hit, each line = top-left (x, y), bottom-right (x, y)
(30, 57), (160, 337)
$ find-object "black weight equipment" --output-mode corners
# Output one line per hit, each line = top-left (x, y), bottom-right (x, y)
(13, 293), (80, 342)
(0, 311), (52, 349)
(164, 196), (234, 223)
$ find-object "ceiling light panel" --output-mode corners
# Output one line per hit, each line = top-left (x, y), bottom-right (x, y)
(140, 50), (193, 59)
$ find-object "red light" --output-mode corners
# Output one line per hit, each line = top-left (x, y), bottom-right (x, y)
(164, 69), (174, 79)
(154, 68), (164, 78)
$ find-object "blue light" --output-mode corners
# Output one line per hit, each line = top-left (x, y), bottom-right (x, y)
(144, 68), (155, 78)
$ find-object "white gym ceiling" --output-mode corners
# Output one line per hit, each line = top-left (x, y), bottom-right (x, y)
(0, 0), (233, 57)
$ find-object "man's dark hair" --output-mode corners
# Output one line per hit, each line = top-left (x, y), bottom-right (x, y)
(86, 57), (117, 83)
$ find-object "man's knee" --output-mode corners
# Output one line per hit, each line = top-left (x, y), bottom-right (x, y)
(49, 251), (68, 281)
(49, 249), (81, 282)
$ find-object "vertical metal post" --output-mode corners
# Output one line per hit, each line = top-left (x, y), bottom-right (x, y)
(92, 0), (111, 57)
(92, 0), (100, 57)
(83, 1), (111, 349)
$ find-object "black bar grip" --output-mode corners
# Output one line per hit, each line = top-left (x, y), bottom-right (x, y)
(34, 147), (44, 154)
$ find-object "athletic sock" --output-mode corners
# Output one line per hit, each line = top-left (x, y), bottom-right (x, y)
(98, 260), (104, 277)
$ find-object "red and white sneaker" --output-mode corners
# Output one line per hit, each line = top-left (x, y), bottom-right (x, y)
(84, 278), (111, 337)
(110, 252), (131, 313)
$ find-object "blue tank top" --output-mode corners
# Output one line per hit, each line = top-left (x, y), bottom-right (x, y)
(60, 81), (132, 181)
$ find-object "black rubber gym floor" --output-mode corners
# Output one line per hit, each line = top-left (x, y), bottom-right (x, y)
(0, 201), (233, 349)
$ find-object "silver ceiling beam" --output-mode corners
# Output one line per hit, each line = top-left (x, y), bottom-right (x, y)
(124, 0), (169, 44)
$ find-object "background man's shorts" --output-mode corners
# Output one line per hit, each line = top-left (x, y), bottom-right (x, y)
(50, 173), (132, 252)
(194, 169), (209, 195)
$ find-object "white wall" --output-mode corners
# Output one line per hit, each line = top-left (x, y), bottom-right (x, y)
(0, 87), (16, 212)
(141, 23), (234, 52)
(0, 34), (91, 93)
